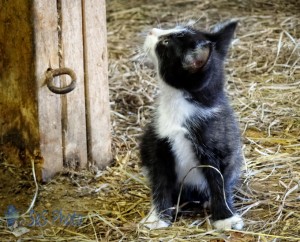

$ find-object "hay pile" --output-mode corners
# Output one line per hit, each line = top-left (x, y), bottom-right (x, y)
(1, 0), (299, 241)
(106, 0), (300, 241)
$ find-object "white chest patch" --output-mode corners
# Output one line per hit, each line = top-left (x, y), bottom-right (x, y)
(171, 132), (208, 190)
(155, 82), (219, 190)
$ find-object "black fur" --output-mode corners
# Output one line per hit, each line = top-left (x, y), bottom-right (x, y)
(140, 21), (243, 224)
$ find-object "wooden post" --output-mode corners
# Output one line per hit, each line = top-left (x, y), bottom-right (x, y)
(32, 1), (63, 181)
(60, 0), (88, 169)
(0, 0), (112, 181)
(82, 0), (112, 168)
(0, 0), (40, 165)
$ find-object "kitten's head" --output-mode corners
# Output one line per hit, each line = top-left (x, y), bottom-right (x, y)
(143, 21), (237, 91)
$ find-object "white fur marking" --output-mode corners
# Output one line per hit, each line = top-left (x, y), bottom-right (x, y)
(172, 132), (208, 189)
(140, 206), (170, 230)
(213, 214), (244, 230)
(154, 82), (219, 189)
(155, 82), (195, 138)
(151, 27), (185, 37)
(141, 167), (149, 178)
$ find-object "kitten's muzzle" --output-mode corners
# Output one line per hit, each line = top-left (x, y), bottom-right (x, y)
(149, 28), (160, 36)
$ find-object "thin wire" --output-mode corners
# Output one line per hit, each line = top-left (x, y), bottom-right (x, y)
(1, 159), (39, 222)
(21, 159), (39, 217)
(174, 164), (234, 222)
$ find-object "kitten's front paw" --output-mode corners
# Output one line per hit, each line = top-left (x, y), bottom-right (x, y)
(140, 211), (170, 230)
(213, 214), (244, 230)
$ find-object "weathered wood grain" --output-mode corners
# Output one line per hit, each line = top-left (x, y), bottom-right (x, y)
(1, 0), (111, 180)
(82, 0), (112, 167)
(0, 0), (40, 164)
(32, 0), (63, 181)
(60, 0), (88, 169)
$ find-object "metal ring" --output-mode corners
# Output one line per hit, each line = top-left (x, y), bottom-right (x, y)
(46, 67), (77, 94)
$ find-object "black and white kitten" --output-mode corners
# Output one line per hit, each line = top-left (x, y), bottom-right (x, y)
(139, 21), (244, 230)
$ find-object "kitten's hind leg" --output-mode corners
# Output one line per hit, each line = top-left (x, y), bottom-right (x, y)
(213, 214), (243, 230)
(212, 155), (244, 230)
(140, 189), (174, 230)
(139, 127), (177, 229)
(140, 204), (171, 230)
(201, 154), (244, 230)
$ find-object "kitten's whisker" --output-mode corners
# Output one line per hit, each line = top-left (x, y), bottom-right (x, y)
(191, 14), (205, 26)
(138, 48), (150, 66)
(136, 46), (144, 54)
(156, 18), (162, 29)
(139, 32), (148, 37)
(181, 15), (190, 27)
(131, 46), (148, 66)
(175, 16), (180, 28)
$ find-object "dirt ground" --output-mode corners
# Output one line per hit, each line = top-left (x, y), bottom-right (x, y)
(1, 0), (300, 241)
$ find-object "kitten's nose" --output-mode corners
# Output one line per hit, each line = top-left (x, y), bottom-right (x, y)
(149, 28), (159, 36)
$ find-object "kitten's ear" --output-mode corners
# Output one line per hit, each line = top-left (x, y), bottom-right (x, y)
(209, 20), (238, 57)
(183, 42), (211, 73)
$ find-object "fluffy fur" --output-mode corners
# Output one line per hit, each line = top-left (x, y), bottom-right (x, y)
(140, 21), (244, 230)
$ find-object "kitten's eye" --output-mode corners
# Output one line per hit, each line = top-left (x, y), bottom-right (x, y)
(177, 32), (184, 38)
(162, 39), (169, 45)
